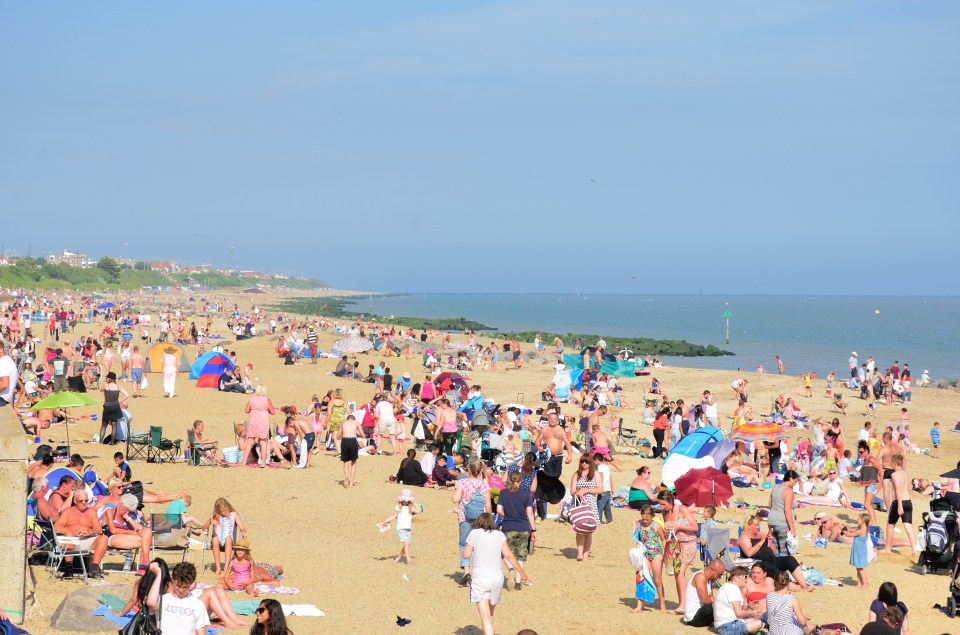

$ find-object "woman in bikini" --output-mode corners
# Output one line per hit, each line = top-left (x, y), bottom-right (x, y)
(745, 562), (774, 614)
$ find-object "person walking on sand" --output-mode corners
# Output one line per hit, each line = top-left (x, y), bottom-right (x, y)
(462, 513), (531, 635)
(776, 355), (783, 375)
(374, 392), (400, 455)
(879, 455), (918, 555)
(534, 411), (572, 478)
(162, 348), (178, 398)
(339, 414), (364, 488)
(453, 458), (491, 587)
(129, 346), (145, 398)
(378, 488), (419, 564)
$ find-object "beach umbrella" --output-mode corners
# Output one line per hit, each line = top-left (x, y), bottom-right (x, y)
(940, 467), (960, 480)
(729, 420), (784, 443)
(435, 372), (469, 390)
(31, 391), (99, 455)
(674, 466), (734, 507)
(98, 302), (115, 309)
(30, 392), (99, 410)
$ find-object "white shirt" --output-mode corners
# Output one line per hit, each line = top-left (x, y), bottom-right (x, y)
(0, 354), (19, 403)
(161, 592), (210, 635)
(713, 582), (743, 626)
(858, 428), (870, 443)
(596, 463), (612, 492)
(375, 401), (395, 422)
(466, 529), (506, 579)
(683, 570), (710, 622)
(162, 353), (177, 374)
(703, 400), (718, 419)
(395, 504), (413, 531)
(420, 452), (436, 475)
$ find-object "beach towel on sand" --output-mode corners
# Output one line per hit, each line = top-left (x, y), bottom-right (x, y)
(195, 582), (300, 594)
(796, 500), (866, 511)
(92, 606), (223, 634)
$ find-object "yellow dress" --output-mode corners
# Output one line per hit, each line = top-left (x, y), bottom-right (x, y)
(328, 403), (347, 433)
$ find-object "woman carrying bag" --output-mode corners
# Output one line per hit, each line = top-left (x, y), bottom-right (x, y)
(569, 456), (602, 561)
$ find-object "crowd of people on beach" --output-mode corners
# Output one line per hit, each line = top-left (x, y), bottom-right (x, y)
(7, 288), (960, 635)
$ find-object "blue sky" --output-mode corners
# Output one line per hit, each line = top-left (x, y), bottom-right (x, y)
(2, 2), (958, 294)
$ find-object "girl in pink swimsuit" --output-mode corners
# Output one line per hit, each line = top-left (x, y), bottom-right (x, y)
(219, 538), (259, 596)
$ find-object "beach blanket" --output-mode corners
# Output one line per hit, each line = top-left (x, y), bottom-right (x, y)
(96, 594), (322, 618)
(230, 601), (323, 616)
(194, 583), (300, 595)
(796, 500), (866, 511)
(92, 606), (223, 634)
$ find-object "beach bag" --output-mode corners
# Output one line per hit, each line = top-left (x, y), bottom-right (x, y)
(628, 545), (645, 570)
(803, 567), (825, 586)
(411, 419), (427, 441)
(464, 486), (486, 521)
(118, 599), (160, 635)
(634, 555), (656, 603)
(569, 497), (598, 535)
(140, 376), (148, 390)
(221, 446), (241, 464)
(664, 535), (681, 575)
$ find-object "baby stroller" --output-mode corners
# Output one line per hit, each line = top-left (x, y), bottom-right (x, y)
(479, 431), (503, 468)
(470, 402), (499, 433)
(919, 497), (959, 575)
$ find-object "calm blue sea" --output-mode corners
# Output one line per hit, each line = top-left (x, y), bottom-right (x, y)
(345, 294), (960, 379)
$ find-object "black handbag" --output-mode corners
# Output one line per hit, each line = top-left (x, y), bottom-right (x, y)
(118, 602), (160, 635)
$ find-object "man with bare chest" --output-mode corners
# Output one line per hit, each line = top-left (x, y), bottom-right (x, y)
(534, 412), (571, 477)
(879, 455), (918, 555)
(339, 414), (365, 488)
(877, 432), (902, 512)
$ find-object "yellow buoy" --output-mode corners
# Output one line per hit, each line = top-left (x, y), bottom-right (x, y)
(875, 309), (880, 314)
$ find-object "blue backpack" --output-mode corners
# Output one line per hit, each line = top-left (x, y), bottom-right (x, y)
(464, 487), (486, 521)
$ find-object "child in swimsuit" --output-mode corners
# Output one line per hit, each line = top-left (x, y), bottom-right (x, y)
(218, 538), (260, 596)
(632, 506), (667, 612)
(201, 497), (248, 576)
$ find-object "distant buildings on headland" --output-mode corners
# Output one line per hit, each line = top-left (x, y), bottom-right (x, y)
(17, 249), (289, 281)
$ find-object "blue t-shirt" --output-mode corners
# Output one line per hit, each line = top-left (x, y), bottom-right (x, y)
(931, 428), (941, 444)
(166, 498), (187, 524)
(498, 488), (533, 533)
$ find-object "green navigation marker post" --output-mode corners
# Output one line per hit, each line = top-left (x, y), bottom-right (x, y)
(724, 309), (732, 344)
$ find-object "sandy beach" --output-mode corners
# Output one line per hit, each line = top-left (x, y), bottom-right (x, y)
(21, 290), (960, 635)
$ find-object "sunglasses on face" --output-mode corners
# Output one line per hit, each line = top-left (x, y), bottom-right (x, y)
(256, 607), (267, 614)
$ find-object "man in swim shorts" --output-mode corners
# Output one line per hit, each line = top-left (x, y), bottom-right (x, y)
(339, 415), (365, 489)
(879, 454), (918, 555)
(877, 432), (900, 513)
(129, 346), (145, 398)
